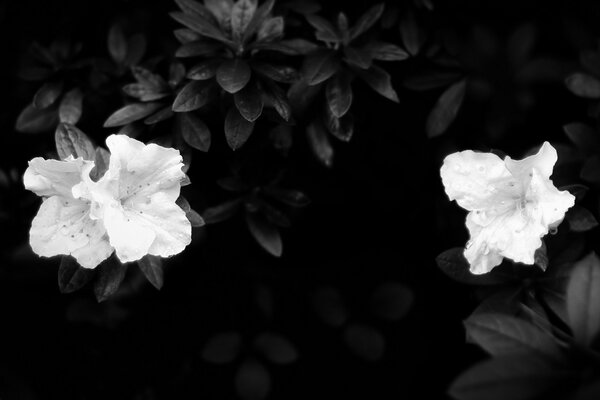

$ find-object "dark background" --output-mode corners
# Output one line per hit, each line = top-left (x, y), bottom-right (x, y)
(0, 0), (599, 398)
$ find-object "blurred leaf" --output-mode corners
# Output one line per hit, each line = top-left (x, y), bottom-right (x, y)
(94, 261), (128, 303)
(324, 108), (354, 142)
(257, 16), (284, 42)
(246, 212), (282, 257)
(263, 187), (310, 207)
(566, 205), (598, 232)
(122, 83), (170, 102)
(217, 177), (249, 192)
(580, 156), (600, 184)
(170, 11), (229, 43)
(534, 242), (548, 271)
(225, 107), (255, 150)
(124, 34), (146, 67)
(566, 252), (600, 346)
(187, 60), (220, 80)
(243, 0), (275, 42)
(464, 313), (560, 357)
(137, 255), (163, 290)
(203, 199), (243, 224)
(177, 112), (211, 152)
(261, 38), (318, 55)
(254, 332), (298, 365)
(570, 380), (600, 400)
(371, 282), (413, 321)
(305, 14), (339, 43)
(581, 50), (600, 76)
(258, 200), (290, 228)
(251, 62), (298, 83)
(449, 354), (571, 400)
(175, 41), (221, 57)
(287, 78), (320, 116)
(507, 23), (536, 69)
(131, 66), (169, 91)
(349, 3), (384, 40)
(16, 103), (58, 133)
(175, 0), (216, 20)
(563, 122), (599, 155)
(33, 81), (63, 109)
(363, 41), (409, 61)
(58, 88), (83, 124)
(403, 71), (463, 91)
(234, 80), (264, 122)
(343, 46), (372, 69)
(202, 332), (242, 364)
(307, 121), (333, 167)
(55, 123), (96, 160)
(108, 24), (127, 64)
(355, 65), (399, 102)
(103, 102), (163, 127)
(235, 360), (271, 400)
(435, 248), (509, 285)
(303, 50), (339, 86)
(426, 79), (466, 138)
(174, 28), (202, 43)
(217, 59), (252, 93)
(400, 12), (426, 56)
(343, 323), (385, 362)
(92, 147), (111, 181)
(58, 256), (96, 294)
(269, 124), (293, 154)
(566, 73), (600, 98)
(313, 287), (347, 327)
(326, 72), (353, 118)
(173, 80), (210, 112)
(231, 0), (257, 42)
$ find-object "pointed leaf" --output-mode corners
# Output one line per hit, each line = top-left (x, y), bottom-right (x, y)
(137, 255), (164, 290)
(174, 28), (202, 44)
(234, 81), (264, 122)
(363, 41), (409, 61)
(217, 59), (252, 93)
(175, 41), (221, 57)
(58, 256), (96, 294)
(305, 14), (339, 43)
(343, 46), (372, 69)
(94, 261), (128, 302)
(231, 0), (257, 42)
(177, 112), (211, 152)
(58, 88), (83, 124)
(566, 73), (600, 98)
(203, 199), (243, 224)
(326, 72), (353, 118)
(122, 83), (170, 102)
(103, 102), (163, 127)
(15, 103), (58, 134)
(349, 3), (384, 40)
(263, 187), (310, 207)
(356, 65), (399, 102)
(262, 81), (291, 121)
(567, 252), (600, 345)
(55, 123), (96, 160)
(303, 50), (339, 86)
(170, 11), (229, 43)
(187, 60), (220, 80)
(144, 106), (174, 125)
(426, 79), (467, 138)
(306, 121), (333, 167)
(173, 80), (211, 112)
(400, 12), (426, 56)
(225, 107), (255, 150)
(33, 81), (63, 109)
(251, 62), (298, 83)
(324, 108), (354, 142)
(242, 0), (274, 42)
(245, 211), (282, 257)
(257, 16), (284, 42)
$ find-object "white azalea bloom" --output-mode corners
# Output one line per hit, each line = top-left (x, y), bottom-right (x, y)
(24, 156), (113, 269)
(440, 142), (575, 275)
(25, 134), (191, 268)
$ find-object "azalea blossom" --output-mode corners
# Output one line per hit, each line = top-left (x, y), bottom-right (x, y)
(24, 134), (191, 268)
(440, 142), (575, 274)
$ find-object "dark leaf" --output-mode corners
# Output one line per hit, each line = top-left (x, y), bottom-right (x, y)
(257, 16), (284, 42)
(58, 256), (96, 294)
(170, 11), (229, 43)
(202, 332), (242, 364)
(242, 0), (274, 43)
(403, 71), (463, 91)
(58, 88), (83, 124)
(363, 41), (409, 61)
(137, 255), (164, 290)
(174, 28), (202, 44)
(371, 282), (413, 321)
(303, 50), (339, 86)
(337, 13), (349, 41)
(305, 14), (339, 43)
(122, 83), (170, 102)
(400, 12), (426, 56)
(343, 46), (372, 69)
(426, 79), (467, 138)
(287, 78), (321, 117)
(258, 199), (291, 228)
(324, 108), (354, 142)
(560, 184), (589, 202)
(566, 73), (600, 98)
(254, 332), (298, 365)
(535, 242), (549, 271)
(175, 41), (221, 57)
(175, 0), (216, 21)
(225, 107), (255, 150)
(124, 34), (146, 67)
(217, 177), (249, 192)
(131, 66), (169, 91)
(234, 81), (264, 122)
(269, 125), (293, 154)
(203, 199), (243, 224)
(15, 103), (58, 134)
(449, 355), (572, 400)
(349, 3), (384, 40)
(581, 50), (600, 76)
(235, 360), (271, 400)
(306, 121), (333, 167)
(251, 62), (298, 83)
(94, 261), (128, 302)
(144, 106), (174, 125)
(103, 103), (163, 127)
(245, 212), (282, 257)
(343, 323), (385, 362)
(326, 72), (353, 118)
(580, 156), (600, 184)
(55, 123), (96, 160)
(262, 81), (291, 121)
(176, 196), (205, 227)
(92, 147), (111, 181)
(263, 187), (310, 207)
(217, 59), (252, 93)
(187, 60), (220, 80)
(108, 24), (127, 64)
(267, 38), (319, 55)
(33, 81), (63, 109)
(177, 112), (211, 152)
(173, 80), (211, 112)
(231, 0), (257, 42)
(563, 122), (600, 155)
(356, 65), (399, 102)
(567, 205), (598, 232)
(464, 313), (560, 357)
(567, 252), (600, 345)
(435, 248), (509, 285)
(313, 287), (347, 327)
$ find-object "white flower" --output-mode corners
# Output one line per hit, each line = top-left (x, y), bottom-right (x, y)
(24, 134), (191, 268)
(440, 142), (575, 275)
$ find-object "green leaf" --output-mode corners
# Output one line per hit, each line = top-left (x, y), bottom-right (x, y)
(231, 0), (257, 42)
(224, 107), (255, 150)
(305, 14), (339, 43)
(177, 112), (211, 152)
(15, 103), (58, 134)
(245, 211), (282, 257)
(170, 11), (229, 43)
(202, 332), (242, 364)
(187, 60), (220, 80)
(356, 65), (399, 102)
(326, 72), (353, 118)
(257, 16), (284, 42)
(203, 199), (243, 224)
(349, 3), (384, 40)
(93, 260), (128, 302)
(58, 256), (96, 294)
(567, 252), (600, 345)
(303, 50), (339, 86)
(251, 62), (298, 83)
(306, 121), (333, 167)
(567, 205), (598, 232)
(363, 41), (409, 61)
(172, 80), (210, 112)
(563, 122), (600, 155)
(426, 79), (467, 138)
(137, 255), (164, 290)
(58, 88), (83, 125)
(566, 73), (600, 98)
(435, 247), (509, 285)
(400, 12), (426, 56)
(103, 102), (163, 127)
(108, 23), (127, 64)
(217, 59), (252, 93)
(33, 81), (64, 109)
(234, 80), (263, 122)
(175, 41), (221, 58)
(343, 46), (372, 69)
(449, 355), (572, 400)
(464, 313), (561, 357)
(55, 123), (96, 160)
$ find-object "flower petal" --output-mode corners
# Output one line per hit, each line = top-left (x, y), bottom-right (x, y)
(504, 141), (557, 182)
(525, 168), (575, 231)
(29, 196), (113, 268)
(24, 156), (94, 198)
(464, 212), (506, 274)
(103, 204), (156, 263)
(441, 150), (517, 211)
